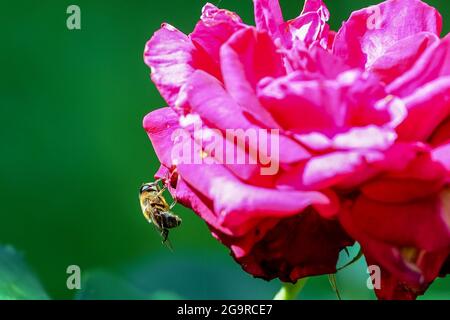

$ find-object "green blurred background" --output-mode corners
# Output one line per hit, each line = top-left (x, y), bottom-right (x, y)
(1, 0), (449, 300)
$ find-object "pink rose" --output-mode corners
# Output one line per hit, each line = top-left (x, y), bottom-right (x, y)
(333, 0), (450, 299)
(142, 0), (450, 299)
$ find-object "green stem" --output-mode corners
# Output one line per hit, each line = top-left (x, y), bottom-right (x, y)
(273, 278), (308, 300)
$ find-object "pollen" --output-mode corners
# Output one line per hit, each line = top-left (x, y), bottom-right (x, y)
(383, 94), (395, 103)
(400, 247), (420, 264)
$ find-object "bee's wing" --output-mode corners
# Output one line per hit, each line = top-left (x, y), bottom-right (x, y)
(163, 238), (174, 252)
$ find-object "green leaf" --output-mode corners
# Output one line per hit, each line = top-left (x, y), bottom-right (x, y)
(337, 247), (363, 272)
(0, 246), (49, 299)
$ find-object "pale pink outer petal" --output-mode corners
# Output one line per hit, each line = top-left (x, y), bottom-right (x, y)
(253, 0), (284, 39)
(180, 121), (276, 187)
(293, 46), (351, 79)
(333, 0), (442, 69)
(388, 35), (450, 97)
(143, 107), (180, 167)
(172, 176), (234, 236)
(277, 143), (424, 190)
(290, 150), (385, 190)
(143, 2), (249, 107)
(220, 27), (286, 128)
(144, 25), (199, 107)
(190, 3), (245, 68)
(257, 70), (391, 133)
(287, 0), (330, 48)
(258, 74), (340, 132)
(302, 0), (328, 14)
(370, 32), (438, 84)
(331, 126), (397, 150)
(253, 0), (331, 48)
(294, 126), (397, 152)
(396, 76), (450, 141)
(183, 70), (311, 164)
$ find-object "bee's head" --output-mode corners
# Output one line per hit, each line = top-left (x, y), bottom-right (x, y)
(139, 182), (158, 194)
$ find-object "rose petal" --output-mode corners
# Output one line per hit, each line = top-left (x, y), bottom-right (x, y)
(334, 0), (442, 69)
(432, 142), (450, 173)
(220, 27), (285, 128)
(143, 107), (180, 167)
(258, 70), (391, 134)
(340, 201), (425, 286)
(253, 0), (284, 39)
(190, 3), (245, 69)
(236, 209), (353, 282)
(184, 70), (311, 163)
(365, 250), (449, 300)
(362, 153), (447, 203)
(430, 117), (450, 146)
(388, 35), (450, 97)
(292, 150), (384, 189)
(144, 24), (215, 106)
(397, 76), (450, 141)
(287, 0), (330, 48)
(176, 160), (335, 235)
(178, 116), (277, 186)
(370, 32), (438, 84)
(332, 126), (397, 150)
(173, 175), (351, 283)
(348, 194), (450, 253)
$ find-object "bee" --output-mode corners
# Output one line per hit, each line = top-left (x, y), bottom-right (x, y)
(139, 180), (181, 247)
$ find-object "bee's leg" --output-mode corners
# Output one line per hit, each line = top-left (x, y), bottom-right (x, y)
(156, 186), (167, 197)
(154, 179), (162, 190)
(169, 199), (177, 210)
(155, 179), (168, 191)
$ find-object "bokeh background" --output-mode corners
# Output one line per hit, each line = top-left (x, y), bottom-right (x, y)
(1, 0), (449, 300)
